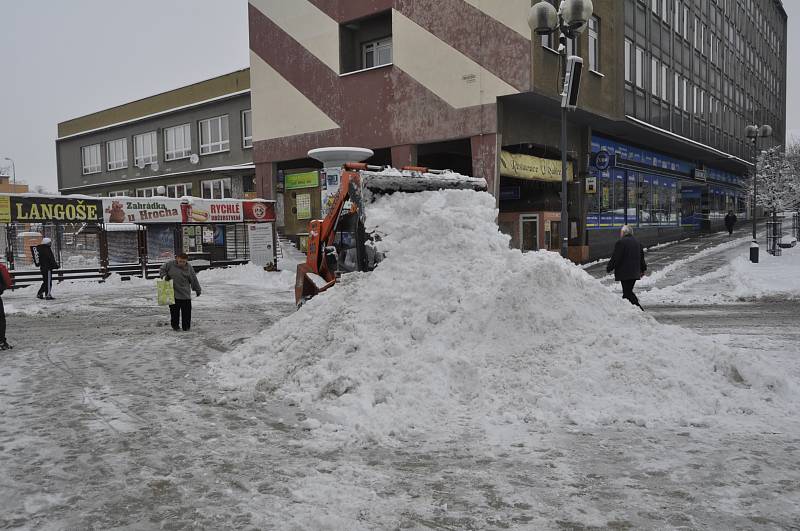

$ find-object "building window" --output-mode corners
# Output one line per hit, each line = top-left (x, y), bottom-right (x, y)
(674, 73), (680, 107)
(108, 190), (127, 197)
(635, 47), (644, 89)
(242, 110), (253, 149)
(165, 124), (192, 161)
(682, 78), (688, 111)
(673, 0), (680, 32)
(362, 37), (392, 69)
(82, 144), (101, 175)
(106, 138), (128, 171)
(199, 115), (230, 155)
(683, 6), (688, 39)
(588, 17), (599, 72)
(167, 183), (192, 198)
(134, 131), (158, 168)
(662, 0), (669, 23)
(624, 39), (632, 83)
(651, 57), (659, 96)
(201, 178), (232, 199)
(136, 187), (159, 198)
(661, 64), (668, 101)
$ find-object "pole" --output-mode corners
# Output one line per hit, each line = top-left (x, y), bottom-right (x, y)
(10, 159), (15, 194)
(561, 105), (569, 259)
(750, 138), (759, 263)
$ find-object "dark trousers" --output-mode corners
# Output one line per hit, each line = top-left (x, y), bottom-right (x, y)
(169, 299), (192, 331)
(620, 280), (643, 310)
(726, 225), (734, 235)
(0, 297), (6, 342)
(37, 269), (52, 298)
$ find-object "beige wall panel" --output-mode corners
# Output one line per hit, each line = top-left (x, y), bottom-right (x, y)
(250, 52), (339, 141)
(249, 0), (340, 73)
(461, 0), (532, 39)
(392, 11), (519, 109)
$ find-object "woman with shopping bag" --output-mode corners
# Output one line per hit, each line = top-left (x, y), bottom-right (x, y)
(158, 253), (201, 331)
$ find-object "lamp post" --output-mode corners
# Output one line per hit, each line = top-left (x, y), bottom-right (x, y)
(2, 157), (15, 193)
(529, 0), (593, 259)
(745, 124), (772, 263)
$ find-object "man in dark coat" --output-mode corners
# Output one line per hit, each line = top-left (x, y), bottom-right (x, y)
(35, 238), (60, 300)
(159, 253), (201, 332)
(606, 225), (647, 310)
(724, 211), (737, 236)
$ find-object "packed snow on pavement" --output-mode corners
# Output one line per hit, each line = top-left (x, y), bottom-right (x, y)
(2, 190), (799, 529)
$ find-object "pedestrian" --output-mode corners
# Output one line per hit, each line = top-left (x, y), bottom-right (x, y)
(0, 261), (13, 350)
(35, 238), (60, 300)
(159, 253), (201, 332)
(724, 210), (737, 236)
(606, 225), (647, 310)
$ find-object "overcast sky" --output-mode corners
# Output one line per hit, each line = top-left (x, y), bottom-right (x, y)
(0, 1), (797, 190)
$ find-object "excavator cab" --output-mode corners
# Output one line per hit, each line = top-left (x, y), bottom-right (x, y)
(295, 163), (485, 306)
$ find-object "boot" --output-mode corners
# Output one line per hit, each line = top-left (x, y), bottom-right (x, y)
(0, 340), (12, 350)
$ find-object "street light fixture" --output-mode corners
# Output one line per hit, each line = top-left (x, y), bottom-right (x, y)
(745, 123), (772, 263)
(528, 0), (593, 259)
(2, 157), (15, 193)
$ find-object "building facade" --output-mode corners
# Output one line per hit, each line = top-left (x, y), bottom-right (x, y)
(247, 0), (787, 260)
(56, 70), (256, 201)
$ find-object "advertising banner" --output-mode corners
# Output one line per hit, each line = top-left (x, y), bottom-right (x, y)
(12, 197), (102, 223)
(243, 201), (276, 223)
(499, 151), (573, 183)
(0, 196), (10, 223)
(190, 200), (243, 223)
(104, 198), (183, 224)
(285, 171), (319, 190)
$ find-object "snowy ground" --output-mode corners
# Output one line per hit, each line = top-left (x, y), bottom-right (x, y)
(1, 214), (799, 529)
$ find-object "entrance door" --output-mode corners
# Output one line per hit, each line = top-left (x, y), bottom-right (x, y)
(520, 215), (539, 252)
(548, 221), (561, 251)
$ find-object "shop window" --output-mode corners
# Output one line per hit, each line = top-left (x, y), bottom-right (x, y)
(340, 11), (392, 74)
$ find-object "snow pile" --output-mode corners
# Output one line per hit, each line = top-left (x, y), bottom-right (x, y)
(214, 190), (795, 446)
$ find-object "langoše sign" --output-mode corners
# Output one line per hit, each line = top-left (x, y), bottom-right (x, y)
(12, 197), (102, 222)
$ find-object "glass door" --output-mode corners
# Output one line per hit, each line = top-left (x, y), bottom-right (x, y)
(520, 215), (539, 252)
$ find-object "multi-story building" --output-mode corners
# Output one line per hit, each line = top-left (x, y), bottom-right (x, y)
(247, 0), (786, 259)
(56, 69), (256, 200)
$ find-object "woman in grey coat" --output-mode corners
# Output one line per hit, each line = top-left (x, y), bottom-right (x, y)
(159, 253), (201, 331)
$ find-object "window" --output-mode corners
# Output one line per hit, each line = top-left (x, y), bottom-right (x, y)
(136, 187), (159, 198)
(199, 115), (230, 155)
(624, 39), (632, 82)
(651, 58), (659, 96)
(106, 138), (128, 171)
(108, 190), (127, 197)
(662, 0), (669, 23)
(635, 47), (644, 89)
(167, 183), (192, 198)
(362, 37), (392, 69)
(201, 178), (232, 199)
(682, 78), (688, 111)
(165, 124), (192, 161)
(674, 73), (680, 107)
(683, 6), (688, 39)
(673, 0), (680, 32)
(82, 144), (101, 175)
(661, 64), (668, 101)
(242, 110), (253, 148)
(134, 131), (158, 168)
(588, 17), (599, 72)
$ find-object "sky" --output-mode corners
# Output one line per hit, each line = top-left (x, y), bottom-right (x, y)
(0, 1), (797, 190)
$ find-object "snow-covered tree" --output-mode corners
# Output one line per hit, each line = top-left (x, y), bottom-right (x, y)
(749, 146), (798, 215)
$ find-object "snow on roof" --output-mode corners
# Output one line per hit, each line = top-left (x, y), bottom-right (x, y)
(360, 167), (487, 192)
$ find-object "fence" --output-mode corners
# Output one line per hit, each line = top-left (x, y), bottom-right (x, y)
(765, 215), (783, 257)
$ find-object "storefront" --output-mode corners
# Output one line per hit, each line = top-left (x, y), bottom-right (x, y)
(1, 193), (277, 275)
(277, 169), (322, 250)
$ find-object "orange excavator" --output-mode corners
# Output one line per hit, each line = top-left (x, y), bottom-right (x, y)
(294, 163), (487, 305)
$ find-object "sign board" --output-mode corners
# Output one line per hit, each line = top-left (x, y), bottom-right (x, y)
(104, 198), (183, 224)
(13, 197), (102, 223)
(285, 171), (319, 190)
(248, 223), (275, 267)
(593, 150), (611, 171)
(191, 200), (243, 223)
(585, 176), (597, 194)
(0, 196), (10, 223)
(500, 151), (573, 183)
(694, 169), (707, 182)
(296, 193), (312, 220)
(243, 201), (276, 223)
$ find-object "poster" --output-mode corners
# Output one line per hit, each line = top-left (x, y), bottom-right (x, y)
(296, 194), (312, 220)
(320, 168), (341, 217)
(248, 223), (275, 267)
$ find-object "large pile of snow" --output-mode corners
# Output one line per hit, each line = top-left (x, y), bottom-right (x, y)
(213, 190), (796, 446)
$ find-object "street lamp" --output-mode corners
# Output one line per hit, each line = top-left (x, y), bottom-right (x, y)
(2, 157), (15, 193)
(745, 123), (772, 263)
(529, 0), (593, 259)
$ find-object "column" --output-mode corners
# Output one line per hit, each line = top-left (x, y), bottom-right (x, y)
(471, 134), (499, 198)
(391, 145), (418, 169)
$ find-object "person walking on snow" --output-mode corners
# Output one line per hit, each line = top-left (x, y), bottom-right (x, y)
(35, 238), (59, 300)
(724, 210), (737, 236)
(606, 225), (647, 310)
(159, 253), (201, 332)
(0, 261), (12, 350)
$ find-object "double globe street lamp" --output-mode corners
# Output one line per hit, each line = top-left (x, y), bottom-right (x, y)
(744, 124), (772, 263)
(528, 0), (594, 259)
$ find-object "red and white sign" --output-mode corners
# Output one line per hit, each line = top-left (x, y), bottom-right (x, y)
(191, 200), (243, 223)
(243, 201), (276, 222)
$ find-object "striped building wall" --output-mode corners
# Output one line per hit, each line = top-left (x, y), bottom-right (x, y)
(248, 0), (534, 199)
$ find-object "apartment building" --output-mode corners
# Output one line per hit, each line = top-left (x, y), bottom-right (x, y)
(56, 69), (256, 200)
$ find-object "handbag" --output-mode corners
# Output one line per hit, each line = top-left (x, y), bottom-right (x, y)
(156, 278), (175, 306)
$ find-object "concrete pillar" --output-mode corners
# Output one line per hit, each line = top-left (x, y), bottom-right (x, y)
(255, 161), (275, 200)
(471, 134), (499, 199)
(391, 145), (418, 168)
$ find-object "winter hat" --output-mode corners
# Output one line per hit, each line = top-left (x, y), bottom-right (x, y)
(41, 237), (52, 245)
